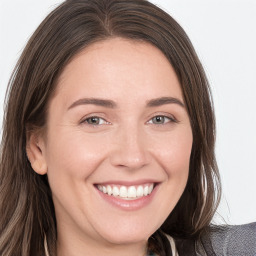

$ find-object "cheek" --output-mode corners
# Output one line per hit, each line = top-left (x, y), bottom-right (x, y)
(151, 128), (193, 177)
(149, 128), (192, 221)
(44, 130), (110, 180)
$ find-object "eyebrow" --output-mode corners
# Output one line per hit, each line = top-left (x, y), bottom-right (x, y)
(68, 98), (117, 109)
(146, 97), (185, 108)
(68, 96), (184, 110)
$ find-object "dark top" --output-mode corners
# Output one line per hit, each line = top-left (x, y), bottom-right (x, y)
(175, 222), (256, 256)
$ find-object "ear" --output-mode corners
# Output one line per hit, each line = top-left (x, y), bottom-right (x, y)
(26, 131), (48, 175)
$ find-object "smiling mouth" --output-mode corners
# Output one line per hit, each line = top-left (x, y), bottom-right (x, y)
(96, 183), (155, 200)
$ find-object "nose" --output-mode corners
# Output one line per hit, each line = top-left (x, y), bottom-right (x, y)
(109, 126), (150, 170)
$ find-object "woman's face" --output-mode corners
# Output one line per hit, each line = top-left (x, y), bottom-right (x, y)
(33, 38), (192, 249)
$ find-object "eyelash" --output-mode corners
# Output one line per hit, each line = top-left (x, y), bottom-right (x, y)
(80, 114), (177, 126)
(81, 116), (110, 126)
(147, 115), (177, 125)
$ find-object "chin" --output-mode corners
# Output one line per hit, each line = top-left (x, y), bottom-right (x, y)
(102, 231), (150, 246)
(95, 218), (158, 246)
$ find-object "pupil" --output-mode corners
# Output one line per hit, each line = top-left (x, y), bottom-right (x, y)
(89, 117), (99, 124)
(155, 116), (163, 123)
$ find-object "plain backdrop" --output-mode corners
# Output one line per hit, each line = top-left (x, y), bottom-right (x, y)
(0, 0), (255, 225)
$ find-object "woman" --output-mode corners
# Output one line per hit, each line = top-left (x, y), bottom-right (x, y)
(0, 0), (255, 255)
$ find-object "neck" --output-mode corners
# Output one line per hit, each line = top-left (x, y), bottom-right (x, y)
(57, 232), (149, 256)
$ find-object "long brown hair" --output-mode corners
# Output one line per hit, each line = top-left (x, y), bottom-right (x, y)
(0, 0), (221, 255)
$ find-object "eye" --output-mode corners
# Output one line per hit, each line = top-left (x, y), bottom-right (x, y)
(148, 115), (176, 125)
(82, 116), (109, 125)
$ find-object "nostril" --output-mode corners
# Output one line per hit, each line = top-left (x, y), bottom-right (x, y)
(110, 151), (149, 170)
(109, 134), (150, 169)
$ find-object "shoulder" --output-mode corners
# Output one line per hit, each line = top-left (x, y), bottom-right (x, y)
(201, 222), (256, 255)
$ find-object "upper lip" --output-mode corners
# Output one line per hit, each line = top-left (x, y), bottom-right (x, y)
(94, 179), (160, 186)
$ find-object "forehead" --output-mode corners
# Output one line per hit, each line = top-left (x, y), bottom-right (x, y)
(54, 37), (183, 106)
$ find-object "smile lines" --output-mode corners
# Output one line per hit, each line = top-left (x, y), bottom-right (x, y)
(96, 184), (154, 200)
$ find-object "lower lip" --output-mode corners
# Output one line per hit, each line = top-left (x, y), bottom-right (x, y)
(95, 185), (158, 211)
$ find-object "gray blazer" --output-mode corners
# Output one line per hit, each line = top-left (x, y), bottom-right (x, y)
(175, 222), (256, 256)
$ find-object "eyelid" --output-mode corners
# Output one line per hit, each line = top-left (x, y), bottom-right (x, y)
(147, 113), (178, 124)
(79, 112), (178, 126)
(80, 114), (111, 126)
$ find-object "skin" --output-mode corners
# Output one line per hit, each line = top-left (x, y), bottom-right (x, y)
(27, 38), (193, 256)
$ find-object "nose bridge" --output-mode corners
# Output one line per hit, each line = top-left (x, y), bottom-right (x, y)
(110, 122), (149, 169)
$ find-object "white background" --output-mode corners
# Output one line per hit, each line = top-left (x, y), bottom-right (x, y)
(0, 0), (255, 225)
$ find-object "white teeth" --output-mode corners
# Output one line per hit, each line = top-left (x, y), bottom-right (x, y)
(136, 185), (144, 197)
(149, 184), (154, 194)
(119, 186), (127, 197)
(143, 186), (149, 196)
(107, 185), (112, 195)
(127, 186), (137, 198)
(97, 183), (155, 199)
(112, 186), (119, 196)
